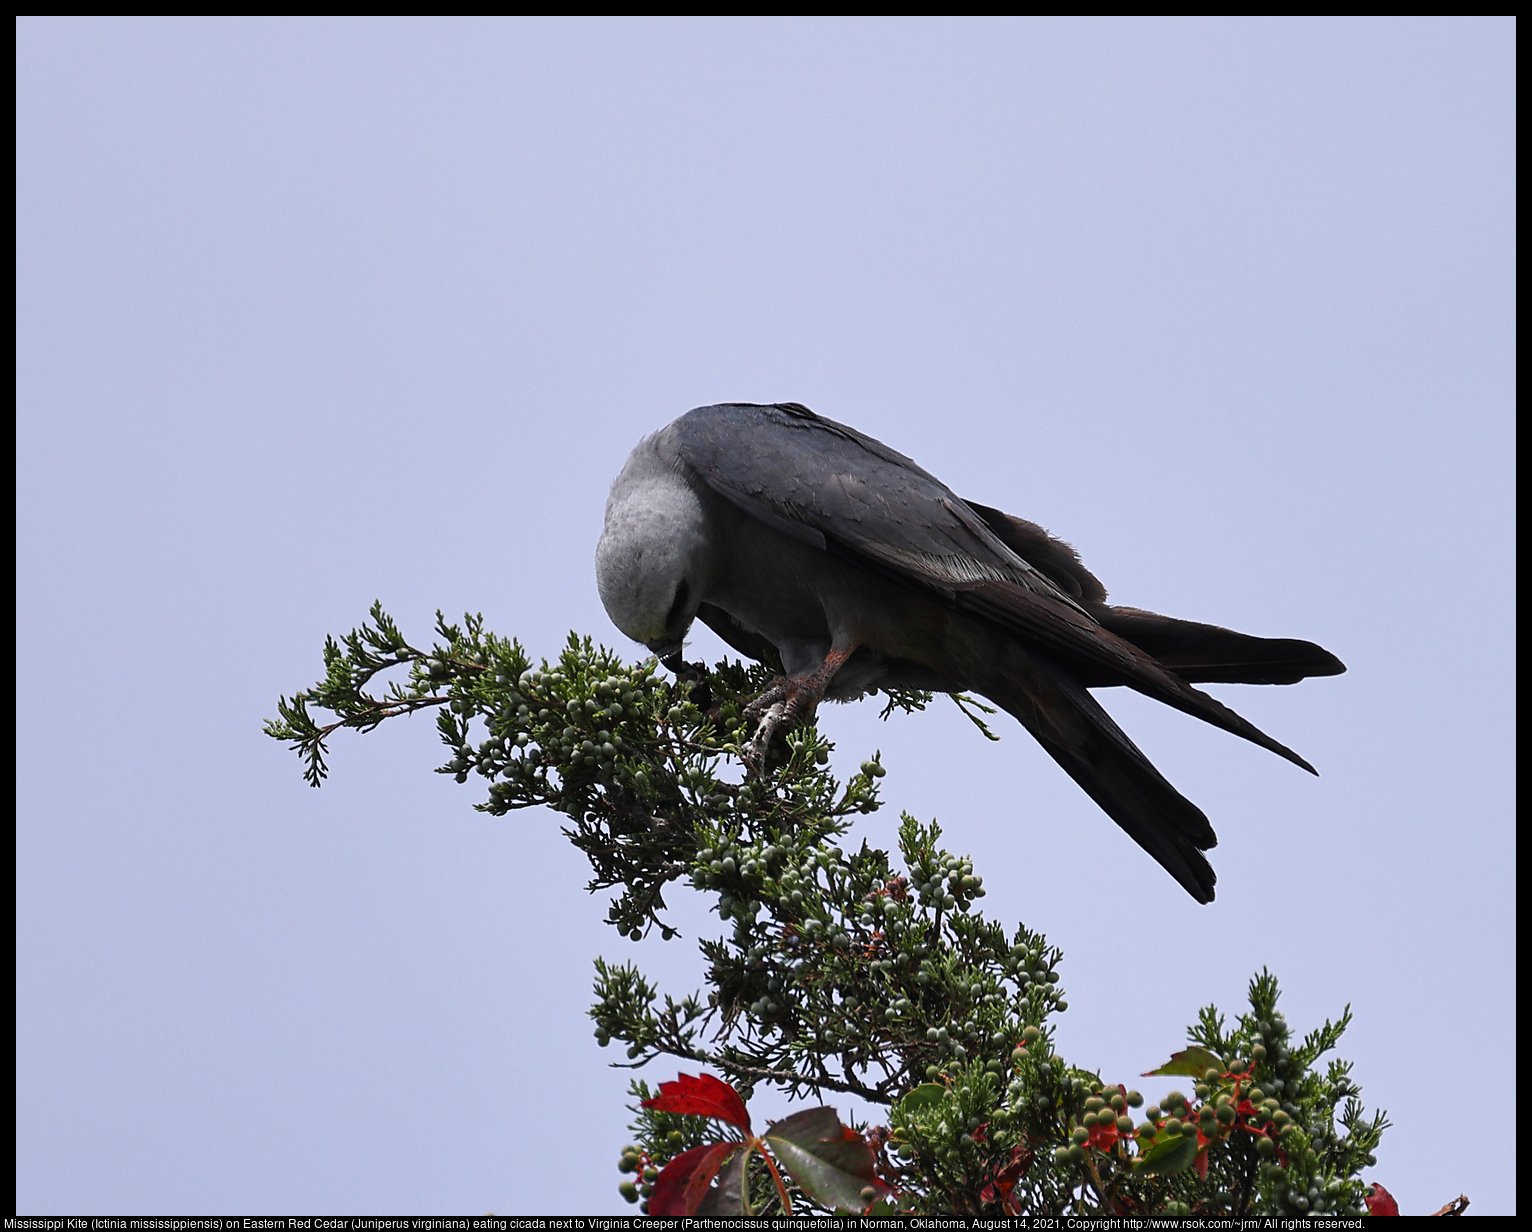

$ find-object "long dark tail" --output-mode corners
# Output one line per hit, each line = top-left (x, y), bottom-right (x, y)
(981, 650), (1219, 903)
(1088, 605), (1346, 686)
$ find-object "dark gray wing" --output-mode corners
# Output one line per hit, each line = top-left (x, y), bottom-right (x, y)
(982, 650), (1220, 902)
(965, 498), (1346, 686)
(963, 499), (1108, 604)
(674, 402), (1082, 604)
(671, 402), (1317, 772)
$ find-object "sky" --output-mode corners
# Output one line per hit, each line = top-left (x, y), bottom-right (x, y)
(17, 16), (1514, 1216)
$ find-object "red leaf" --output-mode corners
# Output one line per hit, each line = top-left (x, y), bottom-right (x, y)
(1086, 1119), (1121, 1153)
(643, 1072), (752, 1133)
(696, 1144), (749, 1215)
(1366, 1183), (1400, 1216)
(981, 1144), (1033, 1214)
(647, 1142), (741, 1216)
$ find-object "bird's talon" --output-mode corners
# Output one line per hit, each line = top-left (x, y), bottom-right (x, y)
(743, 700), (789, 775)
(744, 678), (792, 723)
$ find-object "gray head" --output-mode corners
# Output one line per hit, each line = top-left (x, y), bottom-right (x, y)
(594, 434), (711, 659)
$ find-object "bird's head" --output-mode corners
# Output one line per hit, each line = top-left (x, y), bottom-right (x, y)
(594, 446), (709, 661)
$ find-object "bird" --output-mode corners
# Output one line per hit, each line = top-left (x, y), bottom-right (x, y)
(594, 402), (1344, 903)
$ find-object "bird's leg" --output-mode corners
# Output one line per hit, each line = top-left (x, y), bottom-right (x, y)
(744, 648), (854, 726)
(744, 646), (856, 772)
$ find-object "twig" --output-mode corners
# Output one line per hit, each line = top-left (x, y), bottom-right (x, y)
(1431, 1195), (1469, 1216)
(706, 1054), (894, 1104)
(321, 695), (449, 738)
(1080, 1149), (1110, 1212)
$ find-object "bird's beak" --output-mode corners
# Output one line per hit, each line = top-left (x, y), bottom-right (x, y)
(649, 640), (686, 671)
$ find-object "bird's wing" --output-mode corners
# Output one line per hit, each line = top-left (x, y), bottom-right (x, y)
(672, 402), (1315, 772)
(980, 648), (1219, 902)
(961, 499), (1344, 686)
(961, 499), (1108, 604)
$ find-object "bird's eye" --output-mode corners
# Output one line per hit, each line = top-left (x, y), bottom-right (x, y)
(665, 581), (690, 631)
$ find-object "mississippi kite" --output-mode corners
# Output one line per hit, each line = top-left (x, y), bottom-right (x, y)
(594, 402), (1344, 902)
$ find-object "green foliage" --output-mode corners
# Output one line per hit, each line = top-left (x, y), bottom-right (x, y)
(269, 605), (1390, 1216)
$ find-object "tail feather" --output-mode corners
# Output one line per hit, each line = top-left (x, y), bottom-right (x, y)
(1088, 605), (1347, 686)
(982, 653), (1219, 903)
(961, 580), (1321, 775)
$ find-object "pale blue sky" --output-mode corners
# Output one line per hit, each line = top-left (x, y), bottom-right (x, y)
(18, 17), (1514, 1216)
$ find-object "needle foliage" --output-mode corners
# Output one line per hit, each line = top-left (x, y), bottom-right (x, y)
(268, 604), (1391, 1216)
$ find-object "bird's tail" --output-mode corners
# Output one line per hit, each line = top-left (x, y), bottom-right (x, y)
(1087, 605), (1347, 686)
(980, 647), (1219, 903)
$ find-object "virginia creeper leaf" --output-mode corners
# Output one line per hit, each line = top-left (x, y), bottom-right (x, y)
(1086, 1117), (1121, 1153)
(764, 1107), (894, 1214)
(647, 1142), (740, 1216)
(695, 1144), (749, 1216)
(1366, 1183), (1400, 1216)
(896, 1084), (946, 1116)
(1133, 1130), (1199, 1175)
(1142, 1047), (1225, 1078)
(642, 1072), (752, 1133)
(981, 1145), (1034, 1215)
